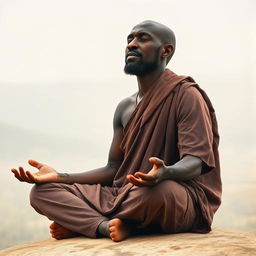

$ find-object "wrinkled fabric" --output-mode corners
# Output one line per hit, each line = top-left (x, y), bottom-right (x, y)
(30, 69), (221, 236)
(80, 68), (221, 232)
(30, 179), (196, 237)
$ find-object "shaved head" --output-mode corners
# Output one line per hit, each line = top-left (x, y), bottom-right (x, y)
(132, 20), (176, 63)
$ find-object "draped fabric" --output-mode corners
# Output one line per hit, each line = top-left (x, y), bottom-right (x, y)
(74, 69), (222, 232)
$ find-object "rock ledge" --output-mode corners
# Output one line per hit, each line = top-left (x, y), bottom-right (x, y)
(0, 229), (255, 256)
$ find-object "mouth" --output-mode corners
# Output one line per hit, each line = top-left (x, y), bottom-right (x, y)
(126, 51), (142, 61)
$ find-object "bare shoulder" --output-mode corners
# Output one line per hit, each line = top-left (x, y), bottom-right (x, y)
(113, 93), (137, 129)
(116, 93), (136, 111)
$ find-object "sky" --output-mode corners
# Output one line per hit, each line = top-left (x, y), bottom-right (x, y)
(0, 0), (255, 174)
(0, 0), (255, 248)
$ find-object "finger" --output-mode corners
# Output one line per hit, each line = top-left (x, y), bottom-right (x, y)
(19, 167), (32, 183)
(127, 175), (152, 187)
(11, 168), (24, 182)
(28, 159), (43, 169)
(18, 166), (28, 179)
(128, 177), (145, 186)
(149, 157), (164, 167)
(135, 172), (156, 181)
(26, 171), (37, 183)
(11, 168), (19, 176)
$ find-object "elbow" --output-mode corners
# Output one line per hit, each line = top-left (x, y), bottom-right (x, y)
(184, 161), (202, 180)
(190, 160), (202, 179)
(193, 165), (202, 178)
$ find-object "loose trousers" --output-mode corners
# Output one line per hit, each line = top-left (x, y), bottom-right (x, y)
(30, 180), (196, 238)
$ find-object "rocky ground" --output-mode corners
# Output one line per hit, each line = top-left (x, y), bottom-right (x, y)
(0, 228), (255, 256)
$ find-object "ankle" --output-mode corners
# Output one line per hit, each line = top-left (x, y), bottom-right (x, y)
(97, 220), (110, 238)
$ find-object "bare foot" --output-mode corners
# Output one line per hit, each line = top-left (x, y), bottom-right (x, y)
(108, 218), (131, 242)
(49, 222), (79, 240)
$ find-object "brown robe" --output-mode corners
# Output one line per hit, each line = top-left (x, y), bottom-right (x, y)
(30, 69), (221, 237)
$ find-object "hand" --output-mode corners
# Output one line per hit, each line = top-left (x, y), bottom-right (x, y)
(127, 157), (168, 186)
(11, 160), (59, 184)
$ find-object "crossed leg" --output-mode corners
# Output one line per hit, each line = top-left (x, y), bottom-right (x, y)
(30, 180), (196, 242)
(49, 222), (78, 240)
(30, 182), (108, 239)
(30, 182), (133, 241)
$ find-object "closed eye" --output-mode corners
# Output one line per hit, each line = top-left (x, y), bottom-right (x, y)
(127, 32), (152, 43)
(139, 35), (151, 42)
(127, 34), (134, 43)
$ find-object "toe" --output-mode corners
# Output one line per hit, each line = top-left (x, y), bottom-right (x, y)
(110, 233), (115, 240)
(49, 222), (55, 229)
(54, 235), (63, 240)
(109, 226), (115, 232)
(52, 233), (63, 239)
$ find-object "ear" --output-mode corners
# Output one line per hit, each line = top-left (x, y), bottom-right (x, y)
(161, 44), (173, 58)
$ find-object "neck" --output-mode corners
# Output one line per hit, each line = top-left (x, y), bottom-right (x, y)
(136, 66), (165, 97)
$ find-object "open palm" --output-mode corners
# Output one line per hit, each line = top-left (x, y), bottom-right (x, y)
(11, 160), (58, 184)
(127, 157), (167, 186)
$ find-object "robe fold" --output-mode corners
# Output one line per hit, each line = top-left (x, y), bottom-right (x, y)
(31, 69), (221, 236)
(74, 69), (221, 233)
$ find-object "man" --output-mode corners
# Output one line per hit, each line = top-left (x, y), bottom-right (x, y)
(11, 20), (221, 242)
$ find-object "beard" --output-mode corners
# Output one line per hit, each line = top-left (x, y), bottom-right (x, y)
(124, 48), (160, 76)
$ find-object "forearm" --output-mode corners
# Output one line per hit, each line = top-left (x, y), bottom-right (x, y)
(57, 165), (116, 185)
(164, 155), (202, 181)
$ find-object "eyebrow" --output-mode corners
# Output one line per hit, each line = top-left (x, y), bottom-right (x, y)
(127, 31), (152, 40)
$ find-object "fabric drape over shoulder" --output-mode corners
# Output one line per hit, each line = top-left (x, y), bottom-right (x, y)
(76, 69), (221, 233)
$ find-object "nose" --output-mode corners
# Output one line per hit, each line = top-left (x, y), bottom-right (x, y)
(127, 38), (138, 50)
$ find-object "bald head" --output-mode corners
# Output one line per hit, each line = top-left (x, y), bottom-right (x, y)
(132, 20), (176, 63)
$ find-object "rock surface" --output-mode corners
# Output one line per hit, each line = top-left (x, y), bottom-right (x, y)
(0, 229), (255, 256)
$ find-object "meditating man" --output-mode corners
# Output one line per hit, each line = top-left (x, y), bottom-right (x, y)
(11, 20), (222, 242)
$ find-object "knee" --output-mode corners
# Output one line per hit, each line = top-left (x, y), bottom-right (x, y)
(135, 180), (180, 204)
(131, 185), (164, 207)
(30, 184), (45, 208)
(154, 180), (180, 199)
(29, 182), (59, 208)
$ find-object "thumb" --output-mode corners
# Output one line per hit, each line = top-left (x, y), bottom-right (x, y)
(149, 157), (164, 167)
(28, 159), (43, 169)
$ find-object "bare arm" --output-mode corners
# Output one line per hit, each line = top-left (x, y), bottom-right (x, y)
(164, 155), (202, 181)
(11, 100), (126, 186)
(60, 118), (124, 185)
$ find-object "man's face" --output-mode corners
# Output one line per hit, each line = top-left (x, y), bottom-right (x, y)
(124, 25), (162, 76)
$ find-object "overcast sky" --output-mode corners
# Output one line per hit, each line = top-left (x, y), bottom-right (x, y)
(0, 0), (255, 175)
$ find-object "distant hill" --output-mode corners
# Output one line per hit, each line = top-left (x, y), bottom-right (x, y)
(0, 121), (107, 175)
(0, 122), (100, 161)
